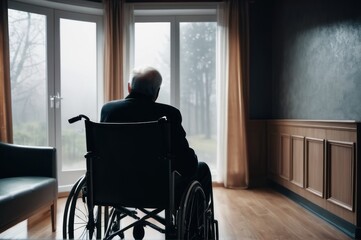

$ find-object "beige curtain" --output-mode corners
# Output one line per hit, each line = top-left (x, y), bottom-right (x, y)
(225, 0), (250, 188)
(103, 0), (125, 101)
(0, 0), (13, 143)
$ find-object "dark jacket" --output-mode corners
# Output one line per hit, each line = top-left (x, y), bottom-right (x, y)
(100, 92), (198, 179)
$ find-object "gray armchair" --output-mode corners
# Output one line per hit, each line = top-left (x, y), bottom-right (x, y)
(0, 141), (57, 233)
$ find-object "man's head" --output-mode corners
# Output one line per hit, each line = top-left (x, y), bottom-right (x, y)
(128, 67), (162, 101)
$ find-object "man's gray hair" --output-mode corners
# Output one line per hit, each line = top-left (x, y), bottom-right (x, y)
(129, 67), (162, 98)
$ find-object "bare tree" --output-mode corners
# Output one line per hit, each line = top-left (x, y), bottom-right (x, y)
(8, 9), (47, 144)
(180, 22), (216, 139)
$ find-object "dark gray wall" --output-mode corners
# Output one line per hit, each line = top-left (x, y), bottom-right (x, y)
(270, 0), (361, 120)
(249, 0), (272, 119)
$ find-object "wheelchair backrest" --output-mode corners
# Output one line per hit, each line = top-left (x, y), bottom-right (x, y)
(84, 117), (171, 208)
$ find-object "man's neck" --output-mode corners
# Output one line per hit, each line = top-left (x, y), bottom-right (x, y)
(127, 91), (154, 102)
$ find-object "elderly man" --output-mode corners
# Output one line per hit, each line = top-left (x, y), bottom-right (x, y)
(100, 66), (212, 202)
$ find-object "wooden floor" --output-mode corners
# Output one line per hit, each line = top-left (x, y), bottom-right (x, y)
(0, 187), (351, 239)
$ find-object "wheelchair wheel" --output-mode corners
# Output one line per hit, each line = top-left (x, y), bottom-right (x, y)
(63, 176), (84, 239)
(178, 181), (207, 240)
(63, 176), (102, 239)
(205, 190), (219, 240)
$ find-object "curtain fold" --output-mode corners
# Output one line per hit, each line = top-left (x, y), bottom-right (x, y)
(103, 0), (125, 102)
(225, 0), (250, 188)
(0, 0), (13, 143)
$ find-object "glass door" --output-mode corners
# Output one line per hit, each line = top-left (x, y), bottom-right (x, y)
(8, 1), (103, 192)
(55, 12), (102, 189)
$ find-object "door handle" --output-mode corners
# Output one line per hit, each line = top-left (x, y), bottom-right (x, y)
(55, 92), (63, 100)
(50, 96), (55, 108)
(55, 92), (63, 108)
(50, 92), (63, 108)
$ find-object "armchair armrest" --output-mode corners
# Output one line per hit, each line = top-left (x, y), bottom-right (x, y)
(0, 141), (57, 179)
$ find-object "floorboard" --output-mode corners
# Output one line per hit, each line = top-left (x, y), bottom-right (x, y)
(0, 187), (351, 239)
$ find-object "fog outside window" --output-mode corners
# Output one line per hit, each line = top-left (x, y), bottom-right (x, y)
(133, 8), (218, 173)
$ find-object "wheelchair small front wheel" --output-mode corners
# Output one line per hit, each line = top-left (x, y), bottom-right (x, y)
(133, 223), (145, 240)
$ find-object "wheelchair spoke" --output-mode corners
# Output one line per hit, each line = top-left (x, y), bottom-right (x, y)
(75, 207), (88, 222)
(74, 223), (87, 230)
(79, 227), (87, 239)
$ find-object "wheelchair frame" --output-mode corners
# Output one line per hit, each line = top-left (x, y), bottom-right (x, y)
(62, 115), (218, 240)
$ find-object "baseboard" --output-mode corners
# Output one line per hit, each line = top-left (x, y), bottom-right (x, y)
(269, 181), (360, 239)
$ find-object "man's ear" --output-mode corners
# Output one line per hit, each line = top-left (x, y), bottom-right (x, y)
(153, 88), (160, 101)
(128, 83), (132, 93)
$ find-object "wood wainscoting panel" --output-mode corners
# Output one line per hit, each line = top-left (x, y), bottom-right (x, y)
(291, 136), (305, 188)
(248, 120), (267, 187)
(280, 134), (291, 180)
(326, 140), (355, 211)
(305, 138), (325, 198)
(267, 120), (359, 227)
(268, 133), (280, 177)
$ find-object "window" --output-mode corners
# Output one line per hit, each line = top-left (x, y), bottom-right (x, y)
(8, 8), (48, 146)
(130, 4), (220, 177)
(8, 0), (103, 190)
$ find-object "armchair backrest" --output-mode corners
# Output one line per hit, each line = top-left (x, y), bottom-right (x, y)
(0, 142), (56, 179)
(84, 117), (172, 208)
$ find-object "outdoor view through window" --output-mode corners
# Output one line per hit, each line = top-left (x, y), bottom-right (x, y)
(135, 21), (218, 171)
(8, 9), (48, 146)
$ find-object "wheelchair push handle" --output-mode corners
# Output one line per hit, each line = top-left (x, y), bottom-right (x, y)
(68, 114), (90, 124)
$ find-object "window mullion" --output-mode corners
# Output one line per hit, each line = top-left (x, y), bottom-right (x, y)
(171, 17), (180, 108)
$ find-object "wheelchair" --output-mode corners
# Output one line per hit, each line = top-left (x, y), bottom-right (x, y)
(62, 114), (218, 239)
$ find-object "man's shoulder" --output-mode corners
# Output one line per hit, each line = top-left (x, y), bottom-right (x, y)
(101, 98), (182, 122)
(154, 102), (180, 114)
(100, 99), (130, 121)
(102, 98), (131, 109)
(153, 102), (182, 122)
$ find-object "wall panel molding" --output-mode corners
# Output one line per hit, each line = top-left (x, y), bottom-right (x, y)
(267, 133), (280, 177)
(280, 134), (291, 180)
(326, 140), (355, 212)
(266, 119), (359, 228)
(305, 137), (325, 198)
(291, 135), (304, 188)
